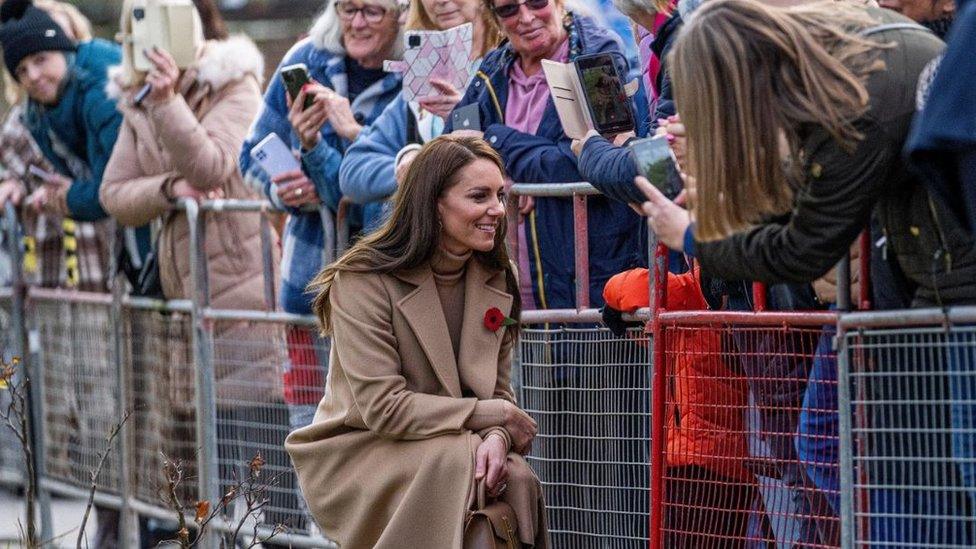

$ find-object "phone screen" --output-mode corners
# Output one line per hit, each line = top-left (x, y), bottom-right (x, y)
(576, 54), (634, 134)
(280, 64), (314, 110)
(628, 136), (678, 199)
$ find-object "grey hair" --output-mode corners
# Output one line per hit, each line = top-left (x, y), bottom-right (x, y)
(309, 0), (406, 59)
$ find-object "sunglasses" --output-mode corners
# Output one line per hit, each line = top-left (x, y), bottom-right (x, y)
(491, 0), (550, 19)
(335, 2), (389, 23)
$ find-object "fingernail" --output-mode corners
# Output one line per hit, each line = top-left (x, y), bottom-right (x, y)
(665, 133), (675, 143)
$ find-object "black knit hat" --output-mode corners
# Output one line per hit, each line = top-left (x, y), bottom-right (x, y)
(0, 0), (76, 76)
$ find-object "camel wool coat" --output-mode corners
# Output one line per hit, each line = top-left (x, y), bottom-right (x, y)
(285, 259), (549, 548)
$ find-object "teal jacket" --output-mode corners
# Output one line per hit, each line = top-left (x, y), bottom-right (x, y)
(23, 39), (122, 221)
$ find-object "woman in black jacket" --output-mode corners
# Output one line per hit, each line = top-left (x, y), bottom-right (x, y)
(638, 0), (976, 545)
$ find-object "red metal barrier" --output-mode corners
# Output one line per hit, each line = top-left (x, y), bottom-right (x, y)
(648, 234), (865, 549)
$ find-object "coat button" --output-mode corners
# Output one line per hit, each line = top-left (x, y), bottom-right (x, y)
(810, 163), (823, 178)
(489, 135), (497, 144)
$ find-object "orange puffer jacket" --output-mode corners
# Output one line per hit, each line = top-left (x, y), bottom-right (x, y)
(604, 267), (753, 481)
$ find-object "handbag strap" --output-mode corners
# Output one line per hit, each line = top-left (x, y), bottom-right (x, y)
(477, 479), (487, 510)
(859, 22), (929, 36)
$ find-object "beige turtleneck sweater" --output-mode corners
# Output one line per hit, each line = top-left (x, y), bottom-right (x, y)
(431, 246), (472, 360)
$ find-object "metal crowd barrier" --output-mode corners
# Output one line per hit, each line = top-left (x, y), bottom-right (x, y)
(508, 183), (653, 547)
(4, 183), (976, 549)
(0, 198), (338, 548)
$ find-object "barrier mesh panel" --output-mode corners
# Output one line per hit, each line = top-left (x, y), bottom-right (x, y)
(123, 307), (198, 506)
(0, 293), (24, 485)
(34, 297), (122, 493)
(846, 325), (976, 548)
(212, 318), (327, 541)
(518, 325), (651, 548)
(659, 323), (840, 548)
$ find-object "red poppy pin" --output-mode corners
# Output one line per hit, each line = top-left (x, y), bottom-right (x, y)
(483, 307), (517, 332)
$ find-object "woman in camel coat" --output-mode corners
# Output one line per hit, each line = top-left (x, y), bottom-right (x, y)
(286, 135), (549, 548)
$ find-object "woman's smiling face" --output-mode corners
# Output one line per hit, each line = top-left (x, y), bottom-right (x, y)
(437, 158), (507, 254)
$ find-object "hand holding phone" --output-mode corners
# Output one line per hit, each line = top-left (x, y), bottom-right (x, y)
(629, 136), (679, 200)
(250, 134), (301, 181)
(280, 63), (315, 110)
(28, 164), (56, 183)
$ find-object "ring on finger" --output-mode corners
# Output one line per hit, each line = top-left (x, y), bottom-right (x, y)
(295, 187), (303, 197)
(498, 483), (508, 494)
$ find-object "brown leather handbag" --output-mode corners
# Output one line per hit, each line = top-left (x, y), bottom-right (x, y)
(464, 481), (521, 549)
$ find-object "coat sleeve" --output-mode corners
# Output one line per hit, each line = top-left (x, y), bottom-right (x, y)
(301, 138), (344, 211)
(65, 84), (123, 221)
(338, 96), (406, 205)
(330, 271), (480, 440)
(100, 119), (176, 227)
(149, 77), (262, 193)
(696, 119), (894, 283)
(578, 136), (645, 204)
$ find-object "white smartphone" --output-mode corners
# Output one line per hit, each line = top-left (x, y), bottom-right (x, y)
(250, 133), (301, 180)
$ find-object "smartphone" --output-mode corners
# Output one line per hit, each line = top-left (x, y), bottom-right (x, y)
(575, 53), (635, 135)
(250, 133), (301, 180)
(280, 63), (315, 110)
(27, 164), (55, 183)
(129, 0), (200, 72)
(451, 104), (481, 132)
(628, 135), (679, 199)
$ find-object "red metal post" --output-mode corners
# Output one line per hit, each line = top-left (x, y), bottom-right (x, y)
(752, 282), (768, 312)
(649, 242), (669, 549)
(573, 194), (590, 309)
(859, 231), (872, 311)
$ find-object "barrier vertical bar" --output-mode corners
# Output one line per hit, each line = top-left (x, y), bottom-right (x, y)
(649, 242), (669, 549)
(858, 232), (871, 311)
(183, 199), (220, 547)
(4, 201), (53, 543)
(319, 206), (337, 266)
(572, 194), (590, 309)
(109, 220), (139, 547)
(259, 209), (276, 311)
(837, 321), (855, 549)
(336, 199), (351, 257)
(752, 282), (767, 312)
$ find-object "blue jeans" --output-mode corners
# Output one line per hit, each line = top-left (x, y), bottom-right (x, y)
(948, 329), (976, 509)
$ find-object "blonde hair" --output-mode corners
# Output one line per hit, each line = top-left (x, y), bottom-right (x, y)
(2, 0), (92, 104)
(670, 0), (887, 241)
(612, 0), (672, 20)
(405, 0), (501, 58)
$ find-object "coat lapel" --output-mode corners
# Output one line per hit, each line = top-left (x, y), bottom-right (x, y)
(458, 262), (513, 399)
(395, 267), (463, 397)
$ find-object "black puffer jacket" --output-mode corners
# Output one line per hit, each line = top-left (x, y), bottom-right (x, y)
(696, 13), (974, 306)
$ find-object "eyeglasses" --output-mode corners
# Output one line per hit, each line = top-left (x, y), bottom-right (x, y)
(491, 0), (549, 19)
(335, 2), (390, 23)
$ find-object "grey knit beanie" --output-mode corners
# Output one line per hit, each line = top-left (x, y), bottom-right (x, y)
(0, 0), (76, 76)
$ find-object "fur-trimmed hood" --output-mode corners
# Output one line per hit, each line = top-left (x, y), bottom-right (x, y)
(106, 34), (264, 100)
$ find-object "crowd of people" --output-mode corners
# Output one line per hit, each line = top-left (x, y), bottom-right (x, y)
(0, 0), (973, 545)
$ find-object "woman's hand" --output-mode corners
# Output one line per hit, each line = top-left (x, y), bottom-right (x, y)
(571, 129), (601, 158)
(316, 87), (363, 142)
(143, 46), (180, 104)
(502, 401), (537, 455)
(474, 433), (509, 497)
(635, 176), (691, 251)
(663, 115), (687, 169)
(273, 169), (319, 208)
(0, 180), (25, 206)
(418, 78), (463, 120)
(288, 84), (330, 151)
(170, 180), (224, 201)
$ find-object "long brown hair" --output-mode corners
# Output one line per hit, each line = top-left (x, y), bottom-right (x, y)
(406, 0), (501, 58)
(670, 0), (887, 240)
(310, 135), (521, 337)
